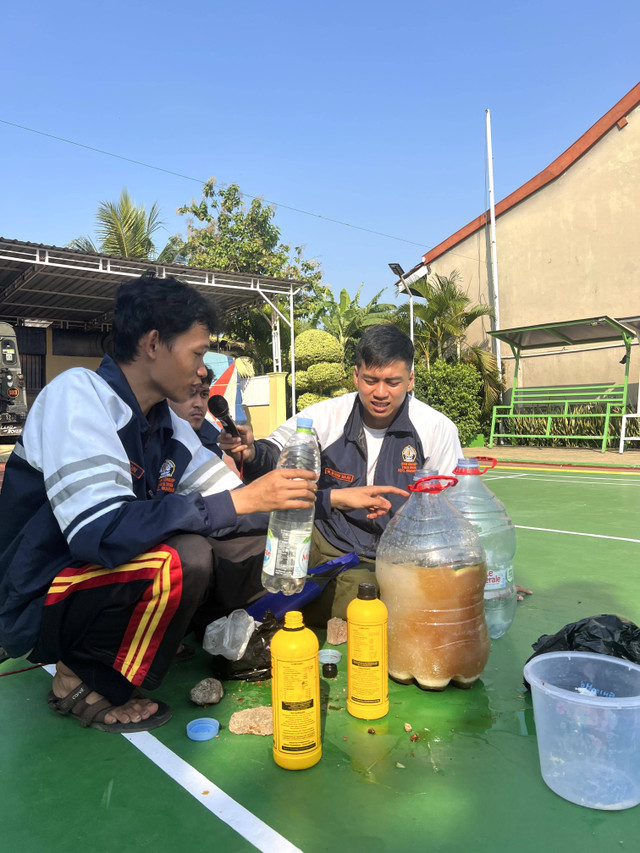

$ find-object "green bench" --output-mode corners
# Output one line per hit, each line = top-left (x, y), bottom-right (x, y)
(489, 383), (627, 452)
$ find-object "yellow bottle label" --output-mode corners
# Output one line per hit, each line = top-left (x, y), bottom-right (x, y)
(273, 657), (319, 753)
(348, 623), (388, 706)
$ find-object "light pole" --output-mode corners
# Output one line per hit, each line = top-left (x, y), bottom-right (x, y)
(389, 262), (415, 388)
(388, 262), (414, 345)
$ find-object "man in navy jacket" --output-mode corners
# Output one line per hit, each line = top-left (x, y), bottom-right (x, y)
(0, 273), (320, 732)
(220, 324), (463, 623)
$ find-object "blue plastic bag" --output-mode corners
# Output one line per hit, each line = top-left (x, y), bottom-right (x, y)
(246, 552), (360, 621)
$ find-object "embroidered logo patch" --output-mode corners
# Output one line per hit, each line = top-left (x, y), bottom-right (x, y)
(324, 467), (354, 484)
(130, 461), (144, 480)
(157, 477), (176, 493)
(401, 445), (417, 463)
(159, 459), (176, 478)
(398, 444), (418, 474)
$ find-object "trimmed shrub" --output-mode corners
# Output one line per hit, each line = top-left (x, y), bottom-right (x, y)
(307, 362), (346, 386)
(287, 369), (311, 391)
(290, 329), (347, 411)
(414, 360), (482, 447)
(297, 392), (326, 410)
(295, 329), (344, 369)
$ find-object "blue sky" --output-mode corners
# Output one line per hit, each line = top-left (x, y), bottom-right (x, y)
(1, 1), (638, 308)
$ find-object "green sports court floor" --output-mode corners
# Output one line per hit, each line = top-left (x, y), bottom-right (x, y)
(3, 460), (640, 852)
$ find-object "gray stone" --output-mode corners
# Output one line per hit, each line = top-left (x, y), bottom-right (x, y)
(190, 677), (224, 706)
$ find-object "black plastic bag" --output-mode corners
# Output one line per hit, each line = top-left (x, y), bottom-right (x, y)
(524, 613), (640, 689)
(209, 610), (283, 682)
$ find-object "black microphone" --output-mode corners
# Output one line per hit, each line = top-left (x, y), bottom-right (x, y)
(207, 394), (240, 437)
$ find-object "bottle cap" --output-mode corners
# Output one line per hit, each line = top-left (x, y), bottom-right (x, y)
(322, 662), (338, 678)
(318, 649), (341, 665)
(297, 417), (313, 429)
(186, 718), (220, 741)
(413, 468), (437, 480)
(455, 458), (479, 470)
(357, 583), (377, 600)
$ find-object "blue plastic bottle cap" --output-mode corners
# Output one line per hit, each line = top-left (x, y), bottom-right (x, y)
(318, 649), (342, 665)
(186, 718), (220, 741)
(297, 417), (314, 429)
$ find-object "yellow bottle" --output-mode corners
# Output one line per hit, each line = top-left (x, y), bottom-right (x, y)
(270, 610), (321, 769)
(347, 582), (389, 719)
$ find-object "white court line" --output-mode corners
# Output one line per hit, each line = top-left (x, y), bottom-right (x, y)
(484, 473), (530, 482)
(486, 473), (640, 486)
(515, 525), (640, 544)
(124, 731), (302, 853)
(42, 665), (301, 853)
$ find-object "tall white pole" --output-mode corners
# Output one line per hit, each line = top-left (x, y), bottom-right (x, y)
(485, 109), (502, 380)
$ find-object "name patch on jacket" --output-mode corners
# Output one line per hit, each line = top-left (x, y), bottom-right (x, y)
(158, 459), (176, 493)
(324, 467), (354, 484)
(130, 461), (144, 480)
(398, 444), (418, 474)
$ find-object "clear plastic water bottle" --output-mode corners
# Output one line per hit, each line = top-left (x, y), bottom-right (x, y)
(448, 458), (517, 639)
(261, 417), (321, 595)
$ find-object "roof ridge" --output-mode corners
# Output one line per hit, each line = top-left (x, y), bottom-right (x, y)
(423, 82), (640, 265)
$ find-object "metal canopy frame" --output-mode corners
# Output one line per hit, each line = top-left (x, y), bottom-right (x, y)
(0, 238), (305, 414)
(489, 315), (638, 399)
(488, 316), (640, 451)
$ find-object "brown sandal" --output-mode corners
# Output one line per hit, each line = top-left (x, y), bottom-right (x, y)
(47, 682), (172, 733)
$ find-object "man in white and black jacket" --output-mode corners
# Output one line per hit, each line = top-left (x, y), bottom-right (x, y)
(220, 324), (463, 624)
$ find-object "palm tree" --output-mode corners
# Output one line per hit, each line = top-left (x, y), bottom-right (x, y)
(303, 283), (396, 364)
(395, 270), (500, 416)
(69, 189), (181, 262)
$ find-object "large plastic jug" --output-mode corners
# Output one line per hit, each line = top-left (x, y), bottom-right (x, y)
(448, 458), (517, 639)
(376, 475), (490, 690)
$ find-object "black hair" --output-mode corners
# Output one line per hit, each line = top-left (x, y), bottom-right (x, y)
(203, 367), (214, 387)
(112, 273), (218, 363)
(354, 324), (414, 370)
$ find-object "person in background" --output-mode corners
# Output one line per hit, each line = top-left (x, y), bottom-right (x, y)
(168, 367), (223, 459)
(219, 324), (463, 624)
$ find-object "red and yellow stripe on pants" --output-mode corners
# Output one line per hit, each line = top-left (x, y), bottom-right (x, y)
(45, 545), (182, 686)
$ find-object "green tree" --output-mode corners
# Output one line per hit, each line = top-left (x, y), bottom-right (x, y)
(175, 180), (322, 284)
(176, 179), (323, 374)
(395, 269), (501, 418)
(69, 188), (180, 262)
(303, 283), (396, 365)
(395, 270), (492, 365)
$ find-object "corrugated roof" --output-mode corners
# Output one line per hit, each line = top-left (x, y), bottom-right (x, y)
(489, 315), (640, 351)
(0, 238), (300, 329)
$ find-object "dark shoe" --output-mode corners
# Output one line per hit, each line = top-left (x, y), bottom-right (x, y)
(47, 682), (172, 733)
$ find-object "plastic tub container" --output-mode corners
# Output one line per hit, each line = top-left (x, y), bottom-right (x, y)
(523, 651), (640, 810)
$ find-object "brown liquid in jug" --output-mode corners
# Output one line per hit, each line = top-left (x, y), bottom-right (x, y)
(376, 560), (490, 690)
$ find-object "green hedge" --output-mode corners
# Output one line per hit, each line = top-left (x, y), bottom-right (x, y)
(501, 408), (639, 448)
(414, 360), (482, 447)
